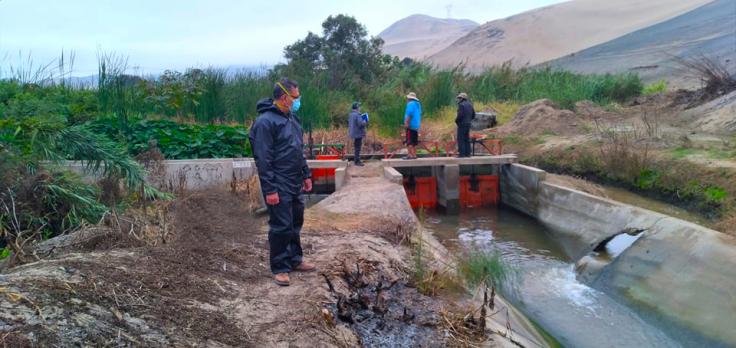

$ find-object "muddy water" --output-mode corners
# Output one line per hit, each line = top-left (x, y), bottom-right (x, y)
(424, 207), (681, 348)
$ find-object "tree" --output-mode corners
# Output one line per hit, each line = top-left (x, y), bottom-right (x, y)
(283, 15), (393, 89)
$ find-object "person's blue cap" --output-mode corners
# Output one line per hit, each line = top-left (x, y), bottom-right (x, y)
(352, 101), (360, 110)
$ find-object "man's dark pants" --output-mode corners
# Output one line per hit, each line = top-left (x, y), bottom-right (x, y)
(457, 124), (471, 157)
(267, 193), (304, 274)
(354, 137), (363, 163)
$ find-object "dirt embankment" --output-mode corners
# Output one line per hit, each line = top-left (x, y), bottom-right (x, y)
(498, 99), (588, 137)
(3, 164), (534, 347)
(0, 190), (267, 347)
(494, 90), (736, 234)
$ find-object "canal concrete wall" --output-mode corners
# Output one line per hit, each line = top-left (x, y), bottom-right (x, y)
(65, 158), (349, 192)
(64, 158), (257, 191)
(501, 163), (736, 347)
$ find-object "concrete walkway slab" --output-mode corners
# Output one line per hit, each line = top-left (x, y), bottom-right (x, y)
(381, 154), (517, 168)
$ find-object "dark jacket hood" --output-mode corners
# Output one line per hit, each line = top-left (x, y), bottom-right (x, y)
(256, 98), (287, 116)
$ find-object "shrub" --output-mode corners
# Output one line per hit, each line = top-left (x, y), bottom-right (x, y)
(643, 80), (667, 95)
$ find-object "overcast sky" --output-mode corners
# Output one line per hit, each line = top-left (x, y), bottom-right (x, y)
(0, 0), (565, 76)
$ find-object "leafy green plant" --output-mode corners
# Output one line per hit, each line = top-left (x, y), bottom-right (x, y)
(90, 117), (251, 159)
(705, 186), (727, 202)
(0, 247), (10, 260)
(635, 169), (659, 189)
(643, 80), (667, 95)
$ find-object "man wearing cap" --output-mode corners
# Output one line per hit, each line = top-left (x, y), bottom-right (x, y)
(249, 78), (316, 287)
(348, 102), (367, 166)
(403, 92), (422, 160)
(455, 92), (475, 157)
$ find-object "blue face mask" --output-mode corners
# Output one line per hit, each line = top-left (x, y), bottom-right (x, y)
(290, 97), (301, 113)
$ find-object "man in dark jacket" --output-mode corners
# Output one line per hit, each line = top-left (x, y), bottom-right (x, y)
(348, 102), (367, 166)
(248, 78), (315, 286)
(455, 92), (475, 157)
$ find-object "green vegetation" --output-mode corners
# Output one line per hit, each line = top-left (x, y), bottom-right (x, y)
(642, 80), (668, 95)
(456, 250), (510, 289)
(671, 146), (696, 159)
(468, 63), (642, 110)
(705, 186), (727, 202)
(0, 59), (171, 255)
(671, 146), (736, 161)
(0, 113), (169, 256)
(635, 169), (660, 190)
(0, 247), (10, 260)
(527, 146), (735, 220)
(90, 117), (250, 159)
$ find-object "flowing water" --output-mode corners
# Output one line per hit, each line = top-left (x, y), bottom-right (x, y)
(423, 207), (681, 348)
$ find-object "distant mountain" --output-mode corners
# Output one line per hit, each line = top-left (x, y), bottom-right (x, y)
(54, 64), (273, 88)
(427, 0), (714, 72)
(62, 75), (98, 88)
(378, 14), (478, 60)
(547, 0), (736, 89)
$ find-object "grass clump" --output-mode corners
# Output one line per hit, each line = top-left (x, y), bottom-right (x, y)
(456, 250), (510, 289)
(643, 80), (667, 95)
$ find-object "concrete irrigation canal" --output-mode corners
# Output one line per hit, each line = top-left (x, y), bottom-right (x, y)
(2, 155), (735, 347)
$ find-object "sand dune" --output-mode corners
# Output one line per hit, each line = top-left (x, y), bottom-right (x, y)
(548, 0), (735, 89)
(427, 0), (715, 72)
(379, 14), (478, 60)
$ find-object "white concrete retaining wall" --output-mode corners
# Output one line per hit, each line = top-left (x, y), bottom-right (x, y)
(158, 158), (256, 191)
(64, 158), (257, 191)
(65, 158), (349, 192)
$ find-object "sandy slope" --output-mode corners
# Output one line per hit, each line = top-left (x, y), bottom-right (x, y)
(428, 0), (715, 72)
(547, 0), (736, 89)
(378, 14), (478, 59)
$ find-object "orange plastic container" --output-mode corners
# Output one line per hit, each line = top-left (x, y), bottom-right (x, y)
(313, 154), (340, 180)
(403, 176), (437, 209)
(460, 175), (499, 207)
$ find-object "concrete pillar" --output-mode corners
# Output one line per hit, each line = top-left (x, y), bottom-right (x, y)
(334, 167), (347, 191)
(437, 164), (460, 214)
(383, 167), (403, 185)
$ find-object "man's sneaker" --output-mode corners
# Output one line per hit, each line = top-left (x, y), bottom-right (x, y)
(293, 261), (317, 272)
(355, 162), (365, 167)
(273, 273), (290, 286)
(401, 156), (416, 160)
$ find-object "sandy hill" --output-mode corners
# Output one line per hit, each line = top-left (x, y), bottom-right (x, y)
(547, 0), (736, 89)
(427, 0), (715, 72)
(378, 14), (478, 60)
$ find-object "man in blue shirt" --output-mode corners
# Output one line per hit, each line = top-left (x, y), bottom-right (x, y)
(403, 92), (422, 160)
